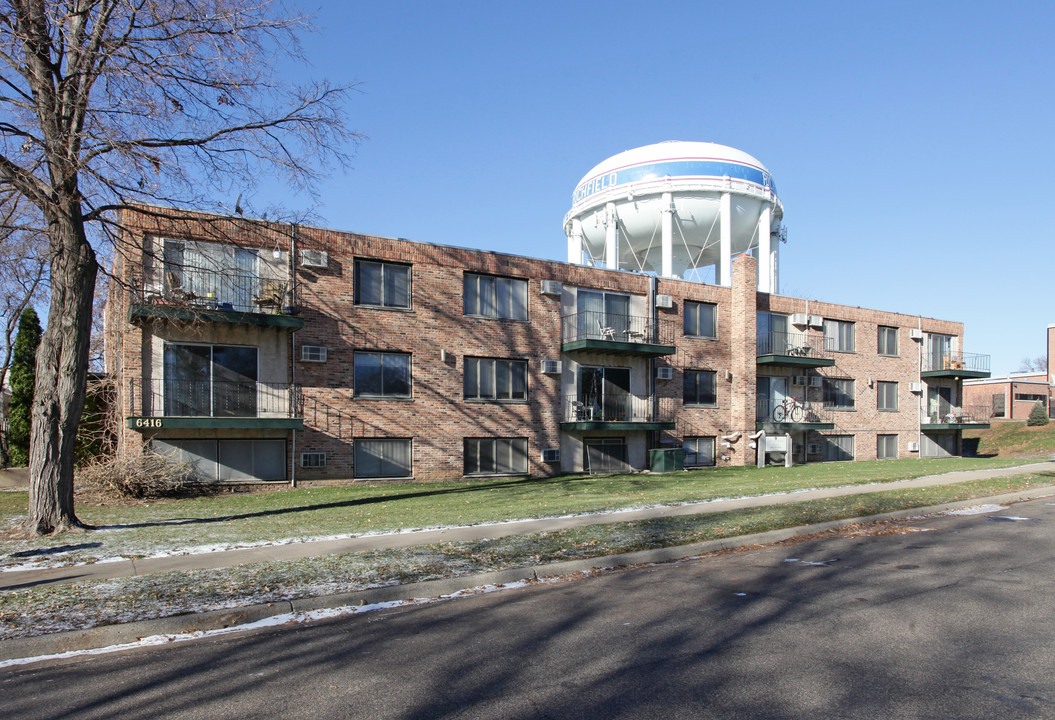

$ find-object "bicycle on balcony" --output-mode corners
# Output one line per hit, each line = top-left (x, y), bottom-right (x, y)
(773, 397), (804, 423)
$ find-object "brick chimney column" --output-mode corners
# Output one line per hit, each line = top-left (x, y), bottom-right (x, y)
(729, 254), (758, 465)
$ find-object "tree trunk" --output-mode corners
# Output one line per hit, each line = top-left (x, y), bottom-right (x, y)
(26, 206), (97, 535)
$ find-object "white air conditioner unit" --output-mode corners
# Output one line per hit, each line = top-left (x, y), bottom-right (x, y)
(809, 376), (824, 387)
(790, 313), (808, 326)
(541, 448), (560, 463)
(809, 315), (823, 328)
(791, 375), (808, 386)
(299, 249), (328, 269)
(910, 328), (923, 340)
(301, 345), (327, 362)
(807, 443), (821, 455)
(655, 294), (674, 309)
(907, 441), (920, 453)
(656, 366), (674, 380)
(910, 382), (923, 393)
(540, 280), (562, 296)
(301, 451), (326, 468)
(542, 359), (562, 375)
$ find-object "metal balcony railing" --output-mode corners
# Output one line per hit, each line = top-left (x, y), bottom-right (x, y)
(922, 352), (991, 374)
(756, 398), (835, 425)
(131, 261), (294, 315)
(756, 331), (833, 361)
(129, 379), (301, 418)
(562, 311), (674, 346)
(925, 405), (992, 425)
(562, 394), (675, 424)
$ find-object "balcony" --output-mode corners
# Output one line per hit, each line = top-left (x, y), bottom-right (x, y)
(921, 405), (992, 431)
(921, 352), (991, 379)
(560, 394), (676, 431)
(755, 399), (835, 430)
(756, 331), (835, 368)
(126, 379), (303, 430)
(561, 312), (675, 356)
(128, 262), (303, 328)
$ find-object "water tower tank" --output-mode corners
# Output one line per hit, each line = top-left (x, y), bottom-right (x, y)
(563, 141), (783, 291)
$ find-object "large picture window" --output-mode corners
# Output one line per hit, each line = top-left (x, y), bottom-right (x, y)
(464, 273), (528, 320)
(464, 358), (527, 401)
(683, 437), (716, 467)
(823, 378), (855, 410)
(464, 438), (528, 475)
(822, 435), (854, 462)
(877, 381), (898, 411)
(354, 351), (411, 398)
(354, 438), (412, 478)
(824, 319), (855, 353)
(683, 370), (717, 406)
(354, 260), (411, 308)
(684, 301), (716, 338)
(163, 343), (258, 417)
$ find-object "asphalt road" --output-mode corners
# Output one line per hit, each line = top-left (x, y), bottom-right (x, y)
(3, 497), (1055, 719)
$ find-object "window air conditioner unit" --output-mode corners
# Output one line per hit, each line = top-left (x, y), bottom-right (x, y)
(809, 376), (824, 387)
(541, 448), (560, 463)
(656, 366), (674, 380)
(301, 451), (326, 468)
(301, 345), (327, 363)
(790, 313), (808, 326)
(809, 315), (823, 328)
(910, 328), (923, 340)
(907, 441), (920, 453)
(807, 443), (821, 455)
(792, 375), (808, 386)
(655, 294), (674, 309)
(540, 280), (562, 296)
(910, 382), (923, 393)
(299, 249), (328, 269)
(542, 360), (562, 375)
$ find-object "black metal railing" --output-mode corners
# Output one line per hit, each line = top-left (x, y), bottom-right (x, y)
(562, 394), (675, 424)
(756, 398), (834, 425)
(925, 405), (992, 425)
(129, 379), (301, 418)
(562, 311), (674, 346)
(756, 331), (833, 361)
(131, 262), (294, 315)
(922, 352), (991, 374)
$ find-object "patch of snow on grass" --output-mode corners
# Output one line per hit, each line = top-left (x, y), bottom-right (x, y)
(943, 504), (1007, 516)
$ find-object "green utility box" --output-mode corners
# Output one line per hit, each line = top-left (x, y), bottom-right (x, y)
(649, 448), (685, 473)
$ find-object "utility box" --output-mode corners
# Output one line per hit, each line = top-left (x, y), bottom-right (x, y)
(649, 448), (685, 473)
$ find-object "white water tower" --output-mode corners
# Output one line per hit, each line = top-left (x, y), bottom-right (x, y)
(564, 141), (784, 291)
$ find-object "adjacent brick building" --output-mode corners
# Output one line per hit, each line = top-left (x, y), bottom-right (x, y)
(963, 325), (1054, 421)
(104, 206), (992, 484)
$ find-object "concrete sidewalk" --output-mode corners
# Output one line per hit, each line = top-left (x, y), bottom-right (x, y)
(4, 461), (1054, 592)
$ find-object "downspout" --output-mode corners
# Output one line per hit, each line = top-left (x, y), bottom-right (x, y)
(290, 223), (299, 488)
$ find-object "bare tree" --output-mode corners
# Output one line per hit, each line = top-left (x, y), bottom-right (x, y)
(0, 1), (356, 534)
(1017, 356), (1048, 374)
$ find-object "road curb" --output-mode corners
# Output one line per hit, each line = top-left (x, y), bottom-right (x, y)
(3, 484), (1054, 663)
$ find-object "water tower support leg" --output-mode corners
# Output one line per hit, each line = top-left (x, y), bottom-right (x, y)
(605, 202), (619, 270)
(757, 206), (772, 292)
(717, 192), (732, 286)
(567, 218), (584, 265)
(661, 192), (674, 277)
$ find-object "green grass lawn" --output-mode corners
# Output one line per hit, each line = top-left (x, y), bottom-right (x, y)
(0, 455), (1036, 569)
(964, 420), (1055, 458)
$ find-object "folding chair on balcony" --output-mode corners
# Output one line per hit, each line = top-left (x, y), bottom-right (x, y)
(252, 281), (286, 310)
(165, 271), (198, 302)
(597, 319), (616, 341)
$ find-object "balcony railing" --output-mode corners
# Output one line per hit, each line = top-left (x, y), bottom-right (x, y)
(924, 405), (992, 426)
(129, 379), (301, 418)
(562, 311), (674, 347)
(562, 394), (675, 424)
(756, 398), (835, 425)
(131, 262), (294, 315)
(922, 352), (991, 375)
(756, 331), (834, 363)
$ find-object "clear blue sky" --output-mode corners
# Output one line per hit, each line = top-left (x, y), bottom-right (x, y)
(256, 1), (1055, 376)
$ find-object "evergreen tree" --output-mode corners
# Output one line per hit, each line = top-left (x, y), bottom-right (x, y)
(8, 308), (41, 466)
(1027, 401), (1049, 427)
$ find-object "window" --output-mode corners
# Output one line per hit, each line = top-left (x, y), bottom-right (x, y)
(822, 435), (854, 462)
(354, 438), (411, 478)
(877, 381), (898, 412)
(354, 351), (411, 398)
(824, 319), (855, 353)
(584, 437), (629, 474)
(877, 326), (898, 356)
(577, 289), (630, 338)
(1015, 393), (1047, 402)
(823, 378), (855, 410)
(877, 435), (897, 460)
(684, 301), (717, 338)
(464, 358), (527, 401)
(464, 438), (528, 475)
(757, 312), (790, 355)
(464, 273), (528, 320)
(354, 260), (411, 308)
(163, 343), (258, 417)
(993, 393), (1006, 418)
(684, 370), (717, 406)
(300, 345), (327, 362)
(153, 439), (286, 481)
(163, 239), (262, 312)
(683, 437), (716, 467)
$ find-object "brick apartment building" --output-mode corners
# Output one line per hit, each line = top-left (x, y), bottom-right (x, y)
(963, 325), (1054, 420)
(103, 206), (993, 484)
